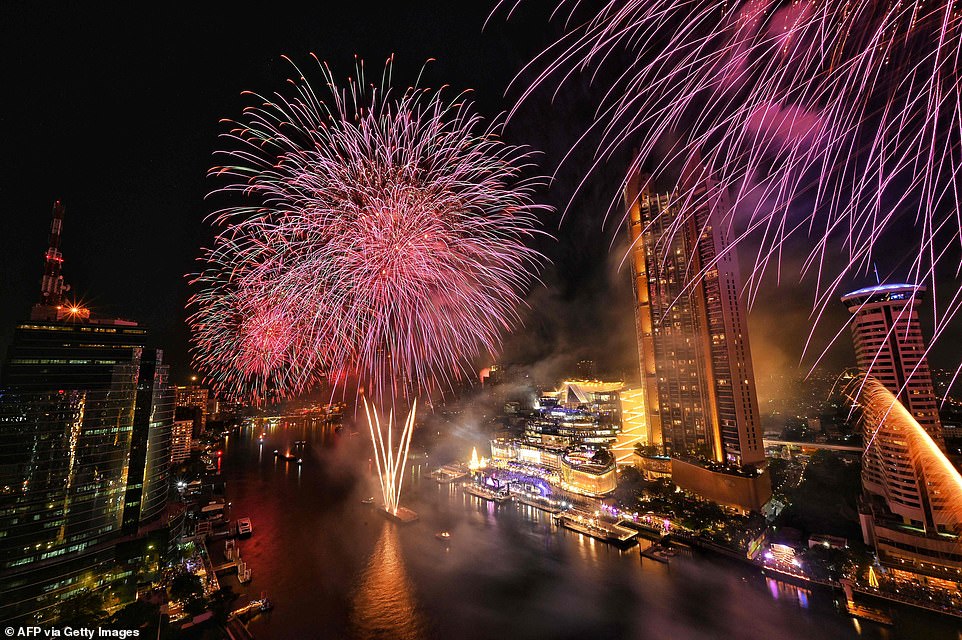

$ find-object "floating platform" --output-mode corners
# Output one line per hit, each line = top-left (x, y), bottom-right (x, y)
(641, 543), (677, 564)
(844, 601), (894, 626)
(430, 464), (469, 484)
(553, 512), (638, 547)
(463, 483), (511, 503)
(511, 492), (563, 514)
(379, 506), (419, 524)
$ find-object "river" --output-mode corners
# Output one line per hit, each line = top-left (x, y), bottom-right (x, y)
(216, 419), (961, 640)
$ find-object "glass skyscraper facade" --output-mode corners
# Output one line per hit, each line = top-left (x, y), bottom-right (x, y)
(0, 319), (173, 623)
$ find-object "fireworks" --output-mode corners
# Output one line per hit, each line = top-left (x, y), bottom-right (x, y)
(846, 376), (962, 529)
(188, 57), (546, 404)
(365, 399), (417, 514)
(188, 57), (546, 513)
(502, 0), (962, 358)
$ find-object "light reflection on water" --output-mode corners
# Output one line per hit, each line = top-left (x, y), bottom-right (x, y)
(767, 577), (812, 609)
(350, 524), (425, 640)
(221, 421), (961, 640)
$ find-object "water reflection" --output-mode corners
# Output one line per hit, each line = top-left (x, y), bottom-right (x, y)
(220, 418), (960, 640)
(351, 524), (425, 640)
(766, 577), (812, 608)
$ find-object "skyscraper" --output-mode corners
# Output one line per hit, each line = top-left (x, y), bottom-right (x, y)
(170, 419), (194, 464)
(850, 377), (962, 585)
(122, 349), (174, 534)
(0, 203), (176, 623)
(625, 163), (764, 468)
(841, 283), (943, 445)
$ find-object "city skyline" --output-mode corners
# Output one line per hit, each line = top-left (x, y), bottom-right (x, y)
(2, 3), (962, 638)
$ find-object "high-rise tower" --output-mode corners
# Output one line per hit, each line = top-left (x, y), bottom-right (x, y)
(0, 204), (175, 623)
(841, 283), (943, 445)
(625, 164), (764, 468)
(850, 377), (962, 584)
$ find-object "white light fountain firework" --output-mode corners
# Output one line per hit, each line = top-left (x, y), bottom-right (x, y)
(365, 399), (417, 516)
(188, 57), (547, 517)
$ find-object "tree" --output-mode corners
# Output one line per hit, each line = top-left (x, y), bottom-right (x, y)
(56, 589), (108, 627)
(776, 450), (861, 539)
(109, 599), (160, 630)
(169, 573), (203, 602)
(766, 458), (790, 493)
(208, 586), (238, 624)
(635, 443), (662, 457)
(184, 596), (208, 616)
(612, 466), (644, 507)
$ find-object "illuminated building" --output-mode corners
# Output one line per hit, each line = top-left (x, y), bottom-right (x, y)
(624, 163), (764, 468)
(525, 380), (624, 448)
(841, 283), (943, 445)
(171, 419), (194, 464)
(0, 321), (173, 622)
(0, 204), (175, 623)
(175, 385), (209, 436)
(559, 447), (618, 496)
(123, 350), (174, 533)
(489, 439), (617, 497)
(669, 458), (771, 514)
(635, 454), (672, 480)
(850, 377), (962, 586)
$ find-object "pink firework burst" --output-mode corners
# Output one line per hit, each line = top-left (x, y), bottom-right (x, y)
(188, 56), (548, 404)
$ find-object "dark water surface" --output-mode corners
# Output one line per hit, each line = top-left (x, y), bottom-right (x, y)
(218, 421), (961, 640)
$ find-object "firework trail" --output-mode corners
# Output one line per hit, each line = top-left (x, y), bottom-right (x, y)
(188, 56), (547, 511)
(844, 375), (962, 533)
(497, 0), (962, 369)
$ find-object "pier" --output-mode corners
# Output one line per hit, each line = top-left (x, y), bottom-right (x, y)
(430, 463), (469, 483)
(462, 483), (511, 503)
(552, 510), (637, 546)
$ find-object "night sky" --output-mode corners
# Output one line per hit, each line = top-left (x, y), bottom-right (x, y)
(1, 3), (952, 397)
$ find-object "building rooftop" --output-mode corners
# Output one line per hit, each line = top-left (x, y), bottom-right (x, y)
(841, 282), (922, 303)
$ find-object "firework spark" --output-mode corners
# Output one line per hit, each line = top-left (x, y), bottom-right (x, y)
(846, 375), (962, 531)
(500, 0), (962, 367)
(188, 57), (547, 511)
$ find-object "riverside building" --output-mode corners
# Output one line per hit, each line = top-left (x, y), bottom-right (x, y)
(624, 163), (770, 512)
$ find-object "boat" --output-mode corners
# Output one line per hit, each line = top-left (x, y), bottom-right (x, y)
(435, 530), (452, 542)
(273, 450), (302, 464)
(361, 496), (375, 505)
(200, 500), (227, 519)
(844, 601), (893, 626)
(237, 517), (253, 537)
(463, 483), (511, 503)
(230, 593), (272, 619)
